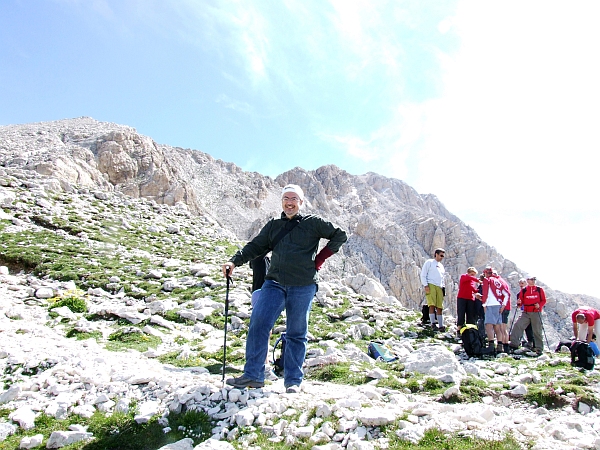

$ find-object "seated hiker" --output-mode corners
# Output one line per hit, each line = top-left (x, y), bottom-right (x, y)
(572, 308), (600, 344)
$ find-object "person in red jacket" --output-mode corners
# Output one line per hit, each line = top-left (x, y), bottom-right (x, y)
(481, 268), (511, 353)
(572, 308), (600, 343)
(509, 276), (547, 354)
(456, 267), (481, 332)
(517, 278), (535, 348)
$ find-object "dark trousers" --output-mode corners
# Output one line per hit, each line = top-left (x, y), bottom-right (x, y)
(421, 305), (437, 324)
(457, 298), (478, 328)
(525, 324), (534, 346)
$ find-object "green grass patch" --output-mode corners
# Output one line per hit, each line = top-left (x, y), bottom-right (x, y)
(162, 309), (196, 326)
(0, 409), (212, 450)
(65, 328), (103, 341)
(202, 310), (226, 329)
(158, 351), (205, 369)
(386, 427), (524, 449)
(105, 328), (162, 352)
(306, 362), (368, 385)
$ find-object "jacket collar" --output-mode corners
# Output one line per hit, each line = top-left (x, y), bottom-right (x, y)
(280, 212), (303, 221)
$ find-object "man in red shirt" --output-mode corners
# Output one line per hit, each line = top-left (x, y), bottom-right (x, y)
(572, 308), (600, 343)
(509, 276), (547, 355)
(456, 267), (481, 332)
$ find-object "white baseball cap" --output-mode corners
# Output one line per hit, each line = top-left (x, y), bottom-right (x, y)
(281, 184), (304, 201)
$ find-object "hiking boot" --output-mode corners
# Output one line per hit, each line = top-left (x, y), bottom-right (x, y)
(430, 323), (439, 331)
(285, 385), (301, 394)
(264, 368), (278, 381)
(514, 348), (527, 355)
(438, 326), (446, 332)
(533, 348), (543, 355)
(225, 375), (264, 389)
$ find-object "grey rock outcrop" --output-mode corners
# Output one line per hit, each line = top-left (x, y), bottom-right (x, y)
(1, 117), (598, 341)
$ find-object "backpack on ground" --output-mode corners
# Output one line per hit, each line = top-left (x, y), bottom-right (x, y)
(555, 339), (574, 353)
(461, 324), (487, 357)
(570, 341), (595, 370)
(367, 342), (398, 362)
(272, 332), (286, 375)
(476, 318), (486, 340)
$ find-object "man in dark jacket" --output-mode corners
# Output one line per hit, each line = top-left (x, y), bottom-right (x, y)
(222, 184), (347, 393)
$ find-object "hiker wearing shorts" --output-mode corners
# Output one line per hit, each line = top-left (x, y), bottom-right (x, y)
(420, 248), (446, 331)
(572, 308), (600, 344)
(481, 268), (511, 353)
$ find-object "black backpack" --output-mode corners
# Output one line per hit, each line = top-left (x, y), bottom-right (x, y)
(249, 255), (270, 293)
(249, 218), (301, 293)
(272, 332), (286, 375)
(571, 341), (595, 370)
(461, 324), (486, 357)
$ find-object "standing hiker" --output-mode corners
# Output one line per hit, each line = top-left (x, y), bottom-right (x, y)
(516, 277), (535, 348)
(221, 184), (347, 393)
(420, 248), (446, 332)
(456, 267), (481, 333)
(481, 268), (511, 353)
(572, 308), (600, 344)
(509, 276), (547, 354)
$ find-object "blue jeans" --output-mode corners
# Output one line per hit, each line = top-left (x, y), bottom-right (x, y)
(243, 279), (317, 387)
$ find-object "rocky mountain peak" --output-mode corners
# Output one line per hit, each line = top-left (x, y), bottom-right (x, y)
(1, 117), (600, 449)
(1, 117), (598, 341)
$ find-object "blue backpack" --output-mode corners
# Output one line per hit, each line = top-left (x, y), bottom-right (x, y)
(367, 342), (398, 362)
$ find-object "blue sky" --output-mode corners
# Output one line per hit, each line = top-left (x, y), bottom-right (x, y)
(1, 0), (599, 298)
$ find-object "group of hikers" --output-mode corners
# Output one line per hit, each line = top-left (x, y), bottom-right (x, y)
(217, 184), (596, 393)
(420, 248), (600, 360)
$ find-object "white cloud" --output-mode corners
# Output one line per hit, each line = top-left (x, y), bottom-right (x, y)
(387, 0), (600, 296)
(215, 94), (254, 115)
(410, 1), (600, 209)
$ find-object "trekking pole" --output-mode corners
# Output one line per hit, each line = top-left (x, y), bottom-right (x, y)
(508, 309), (518, 336)
(538, 311), (551, 350)
(221, 267), (231, 382)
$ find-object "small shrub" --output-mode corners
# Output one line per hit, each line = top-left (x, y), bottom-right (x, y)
(422, 377), (443, 392)
(50, 293), (88, 313)
(406, 378), (421, 393)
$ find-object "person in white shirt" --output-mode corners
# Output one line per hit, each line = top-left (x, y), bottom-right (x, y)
(481, 267), (511, 353)
(420, 248), (446, 331)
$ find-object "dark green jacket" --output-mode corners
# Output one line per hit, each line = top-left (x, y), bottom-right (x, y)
(230, 213), (347, 286)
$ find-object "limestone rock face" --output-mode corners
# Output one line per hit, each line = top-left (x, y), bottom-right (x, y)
(1, 117), (598, 339)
